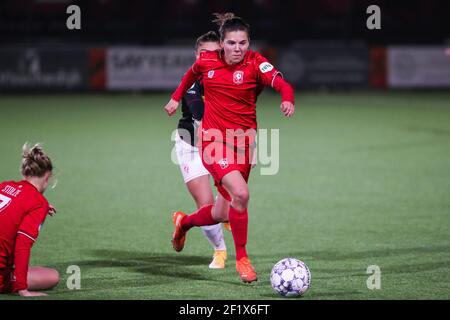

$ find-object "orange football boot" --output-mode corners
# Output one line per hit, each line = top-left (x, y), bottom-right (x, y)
(172, 211), (187, 252)
(236, 257), (258, 283)
(222, 222), (232, 232)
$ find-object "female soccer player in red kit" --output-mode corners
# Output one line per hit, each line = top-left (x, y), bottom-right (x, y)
(0, 144), (59, 296)
(164, 13), (295, 283)
(174, 31), (230, 269)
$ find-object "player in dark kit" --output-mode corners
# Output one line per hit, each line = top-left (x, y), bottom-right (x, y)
(165, 13), (295, 283)
(173, 31), (230, 269)
(0, 144), (59, 296)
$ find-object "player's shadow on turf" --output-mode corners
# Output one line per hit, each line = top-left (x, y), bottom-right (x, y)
(71, 249), (243, 287)
(81, 249), (210, 280)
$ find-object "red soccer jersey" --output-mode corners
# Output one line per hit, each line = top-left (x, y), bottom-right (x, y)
(0, 180), (49, 291)
(172, 49), (294, 139)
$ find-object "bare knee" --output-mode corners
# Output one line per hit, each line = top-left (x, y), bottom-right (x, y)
(211, 194), (230, 222)
(211, 203), (228, 222)
(231, 188), (249, 210)
(192, 194), (214, 209)
(27, 267), (59, 291)
(47, 268), (60, 288)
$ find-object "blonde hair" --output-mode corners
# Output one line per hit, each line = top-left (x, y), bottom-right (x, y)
(21, 143), (53, 177)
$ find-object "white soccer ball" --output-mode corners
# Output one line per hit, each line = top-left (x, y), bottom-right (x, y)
(270, 258), (311, 297)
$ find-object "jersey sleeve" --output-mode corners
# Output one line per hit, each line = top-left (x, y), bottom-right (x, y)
(184, 81), (204, 121)
(272, 75), (295, 104)
(11, 201), (48, 292)
(171, 64), (201, 102)
(254, 52), (283, 88)
(172, 51), (218, 102)
(254, 52), (295, 103)
(17, 202), (49, 242)
(12, 233), (34, 292)
(193, 50), (220, 74)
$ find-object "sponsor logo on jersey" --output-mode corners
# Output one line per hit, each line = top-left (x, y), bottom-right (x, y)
(187, 83), (196, 94)
(208, 70), (215, 78)
(218, 158), (229, 169)
(259, 62), (274, 73)
(233, 71), (244, 85)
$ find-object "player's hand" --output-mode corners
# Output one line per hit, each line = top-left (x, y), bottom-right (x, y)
(18, 290), (48, 297)
(280, 101), (295, 117)
(164, 99), (179, 116)
(48, 205), (57, 217)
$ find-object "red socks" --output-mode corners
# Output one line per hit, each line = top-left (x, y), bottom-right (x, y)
(181, 204), (217, 230)
(180, 204), (249, 261)
(228, 206), (248, 261)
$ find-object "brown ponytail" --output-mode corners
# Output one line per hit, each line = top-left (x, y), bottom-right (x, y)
(212, 12), (236, 25)
(21, 143), (53, 177)
(212, 12), (250, 40)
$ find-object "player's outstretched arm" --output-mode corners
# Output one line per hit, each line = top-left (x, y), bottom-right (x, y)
(165, 65), (201, 116)
(164, 99), (180, 116)
(280, 101), (295, 117)
(272, 75), (295, 117)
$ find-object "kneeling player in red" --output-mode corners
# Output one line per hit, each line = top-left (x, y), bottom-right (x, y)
(165, 13), (295, 283)
(0, 144), (59, 296)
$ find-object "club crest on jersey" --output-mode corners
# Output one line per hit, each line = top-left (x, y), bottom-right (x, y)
(233, 71), (244, 85)
(207, 70), (215, 78)
(218, 158), (229, 169)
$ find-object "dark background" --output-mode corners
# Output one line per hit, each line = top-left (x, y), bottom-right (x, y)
(1, 0), (449, 45)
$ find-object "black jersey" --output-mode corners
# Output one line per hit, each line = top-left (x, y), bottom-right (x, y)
(177, 81), (204, 146)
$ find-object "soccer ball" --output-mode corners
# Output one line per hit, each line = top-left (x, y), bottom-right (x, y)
(270, 258), (311, 297)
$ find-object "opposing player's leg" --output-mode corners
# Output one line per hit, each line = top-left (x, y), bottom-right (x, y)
(27, 266), (59, 291)
(186, 175), (227, 269)
(211, 192), (230, 221)
(202, 225), (227, 269)
(221, 170), (257, 283)
(172, 134), (226, 255)
(206, 192), (230, 268)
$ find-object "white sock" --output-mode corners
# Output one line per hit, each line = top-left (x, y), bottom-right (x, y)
(201, 224), (226, 251)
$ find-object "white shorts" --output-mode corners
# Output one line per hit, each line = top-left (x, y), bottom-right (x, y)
(175, 131), (210, 183)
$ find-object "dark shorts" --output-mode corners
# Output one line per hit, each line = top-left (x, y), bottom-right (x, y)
(0, 268), (13, 293)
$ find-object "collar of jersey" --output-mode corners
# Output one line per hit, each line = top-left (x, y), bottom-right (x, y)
(220, 50), (251, 67)
(20, 180), (38, 192)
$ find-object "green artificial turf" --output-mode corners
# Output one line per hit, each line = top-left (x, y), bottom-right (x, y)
(0, 92), (449, 300)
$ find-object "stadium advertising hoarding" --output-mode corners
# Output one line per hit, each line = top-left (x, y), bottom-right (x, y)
(106, 47), (194, 90)
(0, 48), (89, 90)
(277, 42), (369, 89)
(388, 46), (450, 88)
